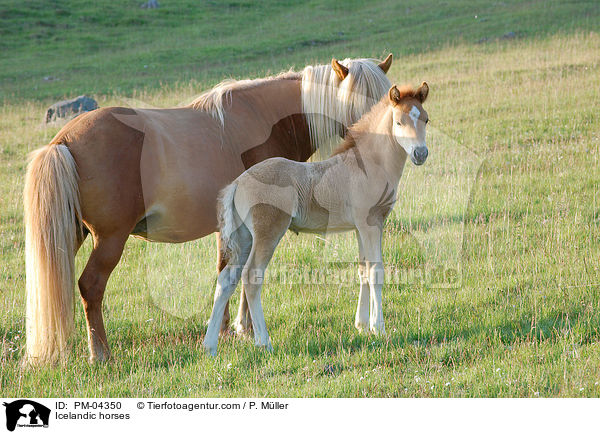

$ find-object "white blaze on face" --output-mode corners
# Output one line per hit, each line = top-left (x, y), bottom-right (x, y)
(409, 105), (420, 129)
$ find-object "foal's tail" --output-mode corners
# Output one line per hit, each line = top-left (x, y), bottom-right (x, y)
(24, 144), (82, 364)
(217, 183), (244, 264)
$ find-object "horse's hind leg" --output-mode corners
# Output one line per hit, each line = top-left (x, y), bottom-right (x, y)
(216, 233), (231, 335)
(242, 204), (291, 351)
(78, 233), (128, 362)
(218, 233), (253, 336)
(205, 227), (252, 355)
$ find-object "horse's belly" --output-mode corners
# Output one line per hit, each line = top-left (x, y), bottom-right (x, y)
(133, 200), (217, 243)
(135, 175), (225, 243)
(290, 209), (355, 235)
(137, 135), (245, 243)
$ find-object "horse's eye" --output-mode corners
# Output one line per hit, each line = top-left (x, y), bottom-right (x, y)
(396, 121), (401, 126)
(425, 119), (429, 124)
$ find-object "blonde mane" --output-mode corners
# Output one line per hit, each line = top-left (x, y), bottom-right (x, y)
(330, 96), (392, 156)
(301, 58), (391, 153)
(189, 70), (301, 124)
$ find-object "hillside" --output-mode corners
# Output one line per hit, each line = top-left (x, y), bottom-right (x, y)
(1, 0), (598, 100)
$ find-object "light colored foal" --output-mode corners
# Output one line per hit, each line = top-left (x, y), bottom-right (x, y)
(204, 82), (429, 355)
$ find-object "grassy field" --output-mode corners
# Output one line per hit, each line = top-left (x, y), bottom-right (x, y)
(1, 0), (600, 397)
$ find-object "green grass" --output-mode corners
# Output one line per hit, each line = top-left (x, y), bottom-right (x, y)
(1, 0), (600, 397)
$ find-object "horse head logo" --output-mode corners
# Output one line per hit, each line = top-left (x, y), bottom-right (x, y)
(3, 400), (50, 431)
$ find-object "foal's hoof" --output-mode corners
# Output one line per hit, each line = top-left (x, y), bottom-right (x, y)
(234, 324), (253, 338)
(255, 342), (273, 352)
(355, 322), (369, 334)
(203, 343), (218, 357)
(370, 326), (386, 337)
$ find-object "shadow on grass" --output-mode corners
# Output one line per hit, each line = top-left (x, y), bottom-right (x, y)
(268, 304), (595, 363)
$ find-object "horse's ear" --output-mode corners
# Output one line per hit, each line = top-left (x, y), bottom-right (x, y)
(389, 85), (401, 105)
(416, 82), (429, 103)
(378, 53), (393, 74)
(331, 58), (349, 81)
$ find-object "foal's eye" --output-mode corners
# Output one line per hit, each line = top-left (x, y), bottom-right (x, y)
(425, 119), (429, 124)
(396, 121), (402, 126)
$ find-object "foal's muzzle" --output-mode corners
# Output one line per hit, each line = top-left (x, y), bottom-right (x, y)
(411, 146), (428, 166)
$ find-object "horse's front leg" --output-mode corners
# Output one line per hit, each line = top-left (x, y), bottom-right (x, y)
(354, 231), (370, 333)
(356, 225), (385, 336)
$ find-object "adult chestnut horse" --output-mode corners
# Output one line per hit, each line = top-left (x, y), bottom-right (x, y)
(24, 55), (392, 364)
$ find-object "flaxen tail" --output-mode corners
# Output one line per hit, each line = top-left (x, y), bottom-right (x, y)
(217, 183), (243, 264)
(24, 144), (82, 364)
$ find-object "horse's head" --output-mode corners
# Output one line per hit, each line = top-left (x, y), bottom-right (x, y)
(388, 82), (429, 166)
(331, 53), (393, 82)
(330, 55), (393, 131)
(302, 55), (393, 153)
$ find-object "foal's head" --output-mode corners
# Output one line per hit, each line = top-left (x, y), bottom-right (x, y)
(389, 82), (429, 166)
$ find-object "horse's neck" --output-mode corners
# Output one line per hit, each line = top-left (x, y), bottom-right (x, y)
(220, 77), (314, 162)
(355, 110), (407, 186)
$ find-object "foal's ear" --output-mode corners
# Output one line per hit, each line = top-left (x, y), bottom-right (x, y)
(332, 58), (349, 81)
(378, 53), (393, 74)
(389, 85), (401, 105)
(416, 81), (429, 103)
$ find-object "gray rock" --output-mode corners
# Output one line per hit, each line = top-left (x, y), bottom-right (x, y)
(501, 31), (517, 40)
(45, 95), (98, 123)
(140, 0), (159, 8)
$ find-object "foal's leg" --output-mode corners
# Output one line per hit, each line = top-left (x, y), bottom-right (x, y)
(217, 233), (231, 335)
(204, 264), (245, 356)
(205, 227), (252, 355)
(243, 205), (291, 350)
(356, 225), (385, 335)
(78, 233), (128, 362)
(234, 285), (252, 335)
(355, 231), (370, 333)
(219, 232), (253, 336)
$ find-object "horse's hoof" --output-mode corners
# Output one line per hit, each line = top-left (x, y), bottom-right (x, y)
(235, 327), (252, 338)
(219, 328), (233, 338)
(355, 322), (369, 334)
(255, 342), (273, 352)
(234, 320), (253, 338)
(88, 347), (110, 364)
(88, 354), (109, 364)
(370, 326), (386, 337)
(203, 344), (218, 357)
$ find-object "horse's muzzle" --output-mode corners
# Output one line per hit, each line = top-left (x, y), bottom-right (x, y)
(411, 146), (428, 165)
